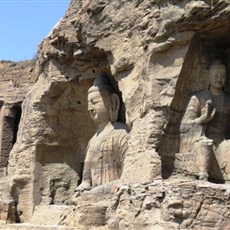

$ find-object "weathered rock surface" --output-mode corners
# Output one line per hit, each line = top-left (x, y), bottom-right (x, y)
(0, 60), (37, 168)
(29, 179), (230, 229)
(0, 60), (37, 224)
(0, 60), (37, 104)
(0, 0), (230, 229)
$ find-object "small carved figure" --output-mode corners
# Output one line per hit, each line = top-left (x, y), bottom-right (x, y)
(75, 75), (129, 192)
(180, 59), (230, 180)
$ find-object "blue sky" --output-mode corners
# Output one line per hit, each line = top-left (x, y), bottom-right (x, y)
(0, 0), (71, 61)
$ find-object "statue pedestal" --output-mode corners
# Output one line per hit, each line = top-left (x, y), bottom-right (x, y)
(175, 140), (230, 183)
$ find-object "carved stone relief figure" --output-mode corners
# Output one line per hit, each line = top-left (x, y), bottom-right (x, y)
(178, 59), (230, 181)
(75, 75), (129, 192)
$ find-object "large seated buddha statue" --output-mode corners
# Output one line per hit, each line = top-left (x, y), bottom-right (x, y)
(75, 74), (129, 193)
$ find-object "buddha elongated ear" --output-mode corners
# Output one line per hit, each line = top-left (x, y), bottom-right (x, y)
(109, 93), (120, 122)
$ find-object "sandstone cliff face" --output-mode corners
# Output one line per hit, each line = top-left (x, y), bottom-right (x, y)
(0, 60), (36, 170)
(0, 60), (36, 224)
(2, 0), (230, 229)
(0, 60), (36, 104)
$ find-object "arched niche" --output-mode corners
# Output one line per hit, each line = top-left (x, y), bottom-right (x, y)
(32, 46), (126, 207)
(160, 30), (230, 180)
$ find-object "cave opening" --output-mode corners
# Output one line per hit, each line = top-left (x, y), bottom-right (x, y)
(0, 104), (22, 171)
(12, 105), (22, 145)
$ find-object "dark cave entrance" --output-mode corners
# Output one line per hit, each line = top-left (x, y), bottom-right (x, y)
(0, 104), (22, 171)
(12, 105), (22, 145)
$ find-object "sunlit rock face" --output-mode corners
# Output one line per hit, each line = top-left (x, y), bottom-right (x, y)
(1, 0), (230, 229)
(0, 60), (37, 224)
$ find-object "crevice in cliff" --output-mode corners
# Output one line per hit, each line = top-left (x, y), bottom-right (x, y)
(0, 104), (22, 171)
(12, 105), (21, 146)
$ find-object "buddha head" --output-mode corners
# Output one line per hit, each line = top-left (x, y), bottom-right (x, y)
(87, 75), (120, 126)
(208, 59), (226, 91)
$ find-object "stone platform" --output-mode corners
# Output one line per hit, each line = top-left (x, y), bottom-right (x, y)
(2, 178), (229, 229)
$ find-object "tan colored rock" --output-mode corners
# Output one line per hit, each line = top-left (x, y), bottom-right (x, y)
(0, 60), (37, 224)
(1, 0), (230, 229)
(30, 205), (72, 226)
(185, 0), (210, 14)
(0, 60), (37, 104)
(58, 179), (230, 229)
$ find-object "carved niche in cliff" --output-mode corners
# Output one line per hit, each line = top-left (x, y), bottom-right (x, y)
(73, 74), (129, 194)
(161, 33), (230, 183)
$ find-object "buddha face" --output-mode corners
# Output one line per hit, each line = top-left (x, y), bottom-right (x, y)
(209, 64), (226, 90)
(87, 90), (110, 125)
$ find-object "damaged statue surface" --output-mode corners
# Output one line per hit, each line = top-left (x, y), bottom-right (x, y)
(75, 75), (129, 193)
(180, 59), (230, 181)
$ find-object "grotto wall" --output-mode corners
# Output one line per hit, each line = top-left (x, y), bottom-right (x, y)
(0, 60), (37, 224)
(0, 60), (36, 172)
(2, 0), (230, 229)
